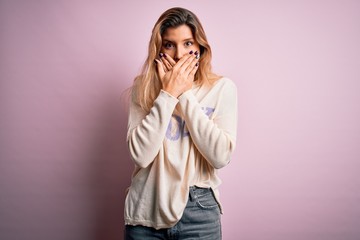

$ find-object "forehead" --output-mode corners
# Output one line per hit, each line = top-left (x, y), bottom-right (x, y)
(162, 24), (193, 41)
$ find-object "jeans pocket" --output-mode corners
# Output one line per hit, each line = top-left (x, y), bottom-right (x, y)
(195, 191), (219, 210)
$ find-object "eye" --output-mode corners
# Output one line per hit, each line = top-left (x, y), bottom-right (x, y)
(164, 42), (174, 49)
(185, 41), (193, 47)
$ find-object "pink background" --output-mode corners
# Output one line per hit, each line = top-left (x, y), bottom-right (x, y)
(1, 0), (360, 239)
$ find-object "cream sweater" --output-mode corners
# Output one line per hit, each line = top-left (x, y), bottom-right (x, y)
(124, 77), (237, 229)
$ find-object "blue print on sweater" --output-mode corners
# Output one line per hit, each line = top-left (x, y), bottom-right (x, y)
(166, 107), (214, 141)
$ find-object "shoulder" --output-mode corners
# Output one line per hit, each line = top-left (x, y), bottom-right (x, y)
(212, 77), (237, 92)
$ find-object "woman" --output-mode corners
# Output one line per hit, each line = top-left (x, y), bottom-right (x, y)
(124, 7), (237, 239)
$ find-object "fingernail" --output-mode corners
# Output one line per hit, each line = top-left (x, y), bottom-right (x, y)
(194, 51), (198, 55)
(195, 62), (199, 67)
(189, 50), (193, 54)
(159, 53), (163, 58)
(163, 53), (167, 58)
(154, 59), (157, 64)
(196, 54), (200, 59)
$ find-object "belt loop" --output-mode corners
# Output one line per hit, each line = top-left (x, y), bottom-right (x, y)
(189, 186), (196, 201)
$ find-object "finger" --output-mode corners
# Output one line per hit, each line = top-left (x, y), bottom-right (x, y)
(188, 61), (199, 79)
(179, 52), (196, 71)
(174, 51), (194, 69)
(185, 53), (200, 74)
(163, 53), (176, 66)
(161, 55), (172, 71)
(155, 59), (165, 80)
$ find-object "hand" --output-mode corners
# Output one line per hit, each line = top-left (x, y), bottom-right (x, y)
(159, 53), (176, 72)
(155, 51), (199, 98)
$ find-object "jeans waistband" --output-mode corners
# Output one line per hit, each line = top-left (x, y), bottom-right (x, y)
(189, 186), (212, 202)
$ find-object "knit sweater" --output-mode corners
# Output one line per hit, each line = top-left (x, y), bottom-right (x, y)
(124, 77), (237, 229)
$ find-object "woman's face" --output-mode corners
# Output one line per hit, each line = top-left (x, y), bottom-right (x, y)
(161, 24), (200, 62)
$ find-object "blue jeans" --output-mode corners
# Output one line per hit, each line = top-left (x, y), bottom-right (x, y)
(124, 186), (222, 240)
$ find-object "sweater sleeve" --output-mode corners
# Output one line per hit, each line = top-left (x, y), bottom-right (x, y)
(127, 90), (179, 168)
(177, 79), (238, 169)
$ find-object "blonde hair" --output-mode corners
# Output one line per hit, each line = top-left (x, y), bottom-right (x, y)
(132, 7), (220, 112)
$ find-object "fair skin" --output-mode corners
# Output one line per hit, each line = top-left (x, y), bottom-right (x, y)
(154, 24), (200, 98)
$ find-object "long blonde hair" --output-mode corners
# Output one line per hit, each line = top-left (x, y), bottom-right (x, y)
(133, 7), (219, 112)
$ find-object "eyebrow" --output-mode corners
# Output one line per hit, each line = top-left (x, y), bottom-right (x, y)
(162, 38), (194, 43)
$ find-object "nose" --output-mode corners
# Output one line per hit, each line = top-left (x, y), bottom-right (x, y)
(175, 46), (188, 61)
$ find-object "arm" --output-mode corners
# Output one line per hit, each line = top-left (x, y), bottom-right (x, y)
(178, 79), (238, 169)
(127, 90), (178, 168)
(128, 51), (198, 168)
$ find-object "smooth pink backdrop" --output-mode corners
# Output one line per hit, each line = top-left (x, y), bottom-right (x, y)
(1, 1), (359, 240)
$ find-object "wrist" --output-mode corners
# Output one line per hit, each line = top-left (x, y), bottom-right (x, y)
(162, 88), (180, 98)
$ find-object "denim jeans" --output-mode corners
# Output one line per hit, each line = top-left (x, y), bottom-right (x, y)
(124, 186), (222, 240)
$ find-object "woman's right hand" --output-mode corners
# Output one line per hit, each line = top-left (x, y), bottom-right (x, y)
(155, 51), (199, 98)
